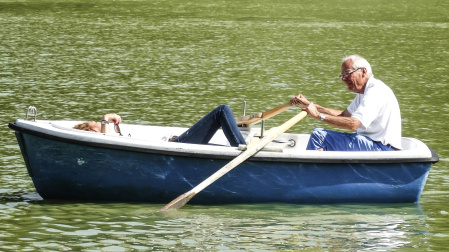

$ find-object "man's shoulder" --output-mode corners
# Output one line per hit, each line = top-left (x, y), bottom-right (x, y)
(368, 76), (385, 86)
(366, 77), (393, 93)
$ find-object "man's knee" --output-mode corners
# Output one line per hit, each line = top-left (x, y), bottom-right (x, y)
(310, 128), (326, 138)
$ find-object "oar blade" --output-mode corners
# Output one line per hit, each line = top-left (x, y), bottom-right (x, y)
(157, 191), (196, 212)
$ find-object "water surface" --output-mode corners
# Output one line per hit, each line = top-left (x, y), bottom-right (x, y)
(1, 0), (448, 250)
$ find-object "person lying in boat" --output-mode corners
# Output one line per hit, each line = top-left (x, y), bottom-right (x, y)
(290, 54), (402, 151)
(72, 106), (245, 147)
(73, 113), (122, 134)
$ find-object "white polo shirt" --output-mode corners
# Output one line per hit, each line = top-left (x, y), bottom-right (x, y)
(347, 76), (402, 149)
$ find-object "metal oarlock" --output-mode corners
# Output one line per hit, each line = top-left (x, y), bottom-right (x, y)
(260, 119), (265, 138)
(25, 106), (37, 121)
(272, 139), (296, 147)
(242, 100), (246, 116)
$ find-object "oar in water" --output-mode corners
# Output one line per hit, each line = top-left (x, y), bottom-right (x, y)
(236, 102), (293, 127)
(157, 110), (308, 212)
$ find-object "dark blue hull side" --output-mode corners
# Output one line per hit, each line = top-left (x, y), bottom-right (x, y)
(16, 132), (431, 204)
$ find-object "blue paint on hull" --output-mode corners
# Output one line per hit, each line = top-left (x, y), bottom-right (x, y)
(17, 132), (431, 204)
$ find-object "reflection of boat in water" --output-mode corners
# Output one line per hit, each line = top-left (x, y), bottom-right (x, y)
(9, 110), (439, 204)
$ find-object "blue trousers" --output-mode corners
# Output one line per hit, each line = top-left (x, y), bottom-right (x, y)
(306, 128), (396, 151)
(172, 105), (246, 147)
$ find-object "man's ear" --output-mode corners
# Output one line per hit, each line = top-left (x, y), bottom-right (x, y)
(362, 67), (367, 76)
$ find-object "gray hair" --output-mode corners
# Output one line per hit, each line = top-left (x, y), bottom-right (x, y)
(342, 55), (373, 76)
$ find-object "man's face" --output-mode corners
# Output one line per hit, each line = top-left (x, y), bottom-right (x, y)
(340, 59), (365, 94)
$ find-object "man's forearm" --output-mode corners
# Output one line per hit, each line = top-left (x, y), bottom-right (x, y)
(315, 104), (344, 117)
(319, 114), (360, 130)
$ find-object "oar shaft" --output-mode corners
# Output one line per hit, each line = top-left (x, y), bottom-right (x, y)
(157, 111), (307, 212)
(195, 111), (306, 193)
(262, 103), (293, 119)
(236, 103), (293, 126)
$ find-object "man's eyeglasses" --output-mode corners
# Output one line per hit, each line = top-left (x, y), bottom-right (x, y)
(339, 68), (361, 79)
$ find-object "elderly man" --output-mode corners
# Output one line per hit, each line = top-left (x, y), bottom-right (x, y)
(291, 55), (402, 151)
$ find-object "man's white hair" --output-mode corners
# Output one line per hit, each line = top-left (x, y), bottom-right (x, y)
(342, 55), (373, 76)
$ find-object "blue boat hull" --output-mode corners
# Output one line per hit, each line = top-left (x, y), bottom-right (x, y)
(16, 132), (431, 204)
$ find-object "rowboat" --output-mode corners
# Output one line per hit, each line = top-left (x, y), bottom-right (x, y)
(8, 110), (439, 204)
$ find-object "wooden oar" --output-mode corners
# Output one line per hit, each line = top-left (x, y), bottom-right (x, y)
(236, 102), (293, 127)
(157, 110), (308, 212)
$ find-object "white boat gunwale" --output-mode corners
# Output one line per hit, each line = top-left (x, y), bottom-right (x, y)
(8, 119), (439, 164)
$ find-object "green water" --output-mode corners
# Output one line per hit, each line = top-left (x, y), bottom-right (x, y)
(1, 0), (448, 250)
